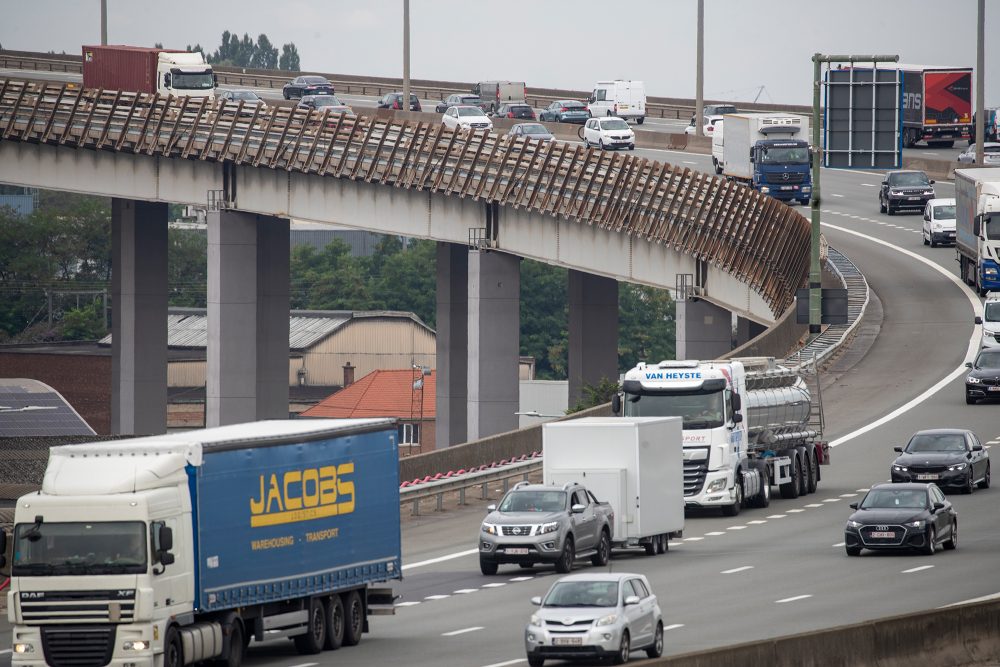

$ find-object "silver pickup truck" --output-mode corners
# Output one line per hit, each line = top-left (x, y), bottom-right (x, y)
(478, 481), (615, 575)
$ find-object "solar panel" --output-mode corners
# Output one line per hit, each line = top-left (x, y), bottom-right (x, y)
(0, 379), (96, 436)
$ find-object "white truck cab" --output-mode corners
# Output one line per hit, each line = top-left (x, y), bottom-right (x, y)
(159, 51), (216, 98)
(587, 80), (646, 124)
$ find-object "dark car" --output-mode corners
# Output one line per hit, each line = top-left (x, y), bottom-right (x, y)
(843, 482), (957, 556)
(539, 100), (590, 124)
(297, 94), (353, 115)
(282, 75), (334, 100)
(509, 122), (554, 142)
(890, 429), (990, 493)
(879, 170), (936, 215)
(217, 89), (267, 116)
(378, 92), (421, 111)
(966, 347), (1000, 404)
(494, 103), (535, 120)
(436, 94), (482, 114)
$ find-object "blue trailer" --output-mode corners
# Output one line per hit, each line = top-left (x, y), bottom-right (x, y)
(6, 419), (400, 667)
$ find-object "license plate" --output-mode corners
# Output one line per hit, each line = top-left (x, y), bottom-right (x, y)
(871, 531), (895, 539)
(907, 197), (920, 201)
(916, 473), (938, 480)
(553, 637), (583, 646)
(989, 386), (1000, 392)
(780, 185), (795, 191)
(620, 105), (630, 110)
(506, 547), (530, 555)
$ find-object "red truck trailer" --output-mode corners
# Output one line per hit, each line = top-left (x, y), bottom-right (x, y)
(899, 64), (972, 148)
(82, 44), (216, 98)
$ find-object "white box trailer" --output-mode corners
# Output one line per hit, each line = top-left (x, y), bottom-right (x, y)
(543, 417), (684, 551)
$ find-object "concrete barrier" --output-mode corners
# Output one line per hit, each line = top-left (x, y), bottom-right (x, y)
(639, 598), (1000, 667)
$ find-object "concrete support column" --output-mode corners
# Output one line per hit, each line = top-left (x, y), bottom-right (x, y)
(206, 211), (289, 426)
(568, 270), (619, 408)
(435, 242), (468, 447)
(111, 198), (168, 435)
(467, 250), (520, 441)
(735, 316), (767, 348)
(676, 298), (733, 360)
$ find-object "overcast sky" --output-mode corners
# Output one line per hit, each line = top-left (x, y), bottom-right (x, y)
(2, 1), (995, 106)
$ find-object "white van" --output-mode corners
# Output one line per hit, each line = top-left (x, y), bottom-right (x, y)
(975, 292), (1000, 348)
(587, 80), (646, 124)
(711, 118), (725, 173)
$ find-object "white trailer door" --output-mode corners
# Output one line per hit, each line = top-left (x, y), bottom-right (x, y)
(546, 468), (627, 542)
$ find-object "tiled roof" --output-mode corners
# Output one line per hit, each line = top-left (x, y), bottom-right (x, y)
(301, 369), (436, 419)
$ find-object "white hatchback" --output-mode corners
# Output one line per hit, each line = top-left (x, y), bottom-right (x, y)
(922, 198), (956, 248)
(442, 105), (494, 132)
(582, 117), (635, 151)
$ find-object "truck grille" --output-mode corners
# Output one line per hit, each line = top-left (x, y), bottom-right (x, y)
(501, 525), (534, 536)
(766, 172), (805, 185)
(684, 461), (708, 496)
(41, 625), (115, 667)
(20, 590), (136, 624)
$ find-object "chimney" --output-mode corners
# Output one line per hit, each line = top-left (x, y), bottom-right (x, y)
(343, 362), (355, 387)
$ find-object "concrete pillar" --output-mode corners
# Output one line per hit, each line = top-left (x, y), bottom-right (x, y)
(111, 199), (168, 435)
(735, 316), (768, 348)
(568, 270), (619, 408)
(435, 242), (468, 447)
(675, 298), (733, 360)
(467, 250), (520, 441)
(206, 210), (289, 426)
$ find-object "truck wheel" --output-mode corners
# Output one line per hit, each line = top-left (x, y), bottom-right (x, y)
(324, 595), (345, 650)
(164, 627), (183, 667)
(480, 557), (499, 575)
(779, 451), (801, 499)
(720, 471), (743, 517)
(342, 590), (364, 646)
(657, 533), (668, 554)
(750, 461), (770, 508)
(592, 530), (611, 566)
(294, 597), (327, 655)
(644, 537), (656, 555)
(637, 117), (645, 125)
(555, 536), (575, 573)
(217, 621), (244, 667)
(795, 447), (809, 496)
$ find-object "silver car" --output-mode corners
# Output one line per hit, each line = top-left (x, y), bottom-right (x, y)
(956, 142), (1000, 165)
(525, 573), (664, 666)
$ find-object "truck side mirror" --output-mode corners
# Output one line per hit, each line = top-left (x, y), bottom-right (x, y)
(213, 73), (218, 87)
(611, 394), (622, 415)
(974, 218), (981, 236)
(749, 149), (755, 162)
(163, 73), (171, 87)
(731, 393), (742, 411)
(732, 413), (743, 424)
(152, 522), (175, 568)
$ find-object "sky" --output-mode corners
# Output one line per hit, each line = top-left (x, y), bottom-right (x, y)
(1, 0), (996, 106)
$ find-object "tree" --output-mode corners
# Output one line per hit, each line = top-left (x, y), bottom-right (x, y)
(290, 240), (371, 311)
(252, 34), (278, 70)
(567, 377), (621, 413)
(279, 43), (301, 71)
(368, 239), (436, 326)
(167, 228), (207, 308)
(59, 303), (106, 340)
(519, 259), (567, 379)
(618, 284), (675, 369)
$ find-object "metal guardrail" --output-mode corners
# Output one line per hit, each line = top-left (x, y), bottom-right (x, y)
(399, 458), (541, 515)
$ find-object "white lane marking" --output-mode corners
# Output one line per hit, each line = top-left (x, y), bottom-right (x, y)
(776, 594), (813, 604)
(454, 588), (478, 594)
(0, 649), (13, 656)
(721, 566), (754, 574)
(396, 601), (422, 607)
(822, 222), (983, 448)
(840, 493), (858, 498)
(986, 445), (992, 449)
(482, 582), (507, 588)
(924, 152), (939, 156)
(856, 488), (870, 492)
(786, 509), (805, 513)
(831, 193), (844, 197)
(664, 623), (685, 631)
(747, 520), (767, 525)
(684, 536), (705, 541)
(860, 183), (878, 187)
(823, 498), (841, 503)
(833, 542), (846, 547)
(705, 531), (726, 536)
(480, 660), (527, 667)
(403, 548), (478, 570)
(287, 663), (318, 667)
(509, 576), (534, 582)
(766, 514), (787, 519)
(683, 160), (697, 164)
(727, 525), (747, 530)
(902, 565), (934, 574)
(443, 626), (485, 637)
(940, 592), (1000, 608)
(425, 594), (450, 600)
(804, 503), (824, 508)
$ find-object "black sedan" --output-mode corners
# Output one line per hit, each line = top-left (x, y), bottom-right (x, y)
(966, 347), (1000, 404)
(494, 103), (535, 120)
(539, 100), (591, 124)
(378, 92), (421, 111)
(890, 429), (990, 493)
(282, 76), (335, 100)
(844, 483), (957, 556)
(878, 170), (935, 216)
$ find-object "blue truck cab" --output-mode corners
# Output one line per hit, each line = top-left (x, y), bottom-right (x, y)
(751, 139), (812, 205)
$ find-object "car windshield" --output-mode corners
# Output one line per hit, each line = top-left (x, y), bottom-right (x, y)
(760, 146), (809, 164)
(622, 389), (725, 429)
(460, 96), (481, 104)
(975, 350), (1000, 367)
(889, 172), (930, 186)
(932, 205), (956, 220)
(229, 91), (260, 101)
(458, 107), (486, 117)
(985, 302), (1000, 322)
(310, 95), (345, 107)
(12, 521), (147, 576)
(171, 71), (214, 90)
(860, 489), (927, 509)
(304, 77), (329, 85)
(544, 581), (620, 608)
(520, 124), (549, 135)
(905, 433), (967, 453)
(562, 102), (585, 109)
(710, 105), (737, 114)
(498, 490), (566, 512)
(601, 119), (629, 130)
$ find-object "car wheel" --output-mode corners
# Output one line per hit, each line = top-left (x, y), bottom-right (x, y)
(923, 526), (937, 556)
(628, 144), (635, 151)
(646, 622), (664, 659)
(803, 447), (818, 494)
(527, 655), (545, 667)
(963, 471), (975, 494)
(879, 196), (886, 214)
(591, 530), (611, 566)
(283, 91), (289, 100)
(612, 630), (630, 665)
(966, 395), (977, 405)
(644, 537), (657, 555)
(479, 557), (499, 575)
(923, 232), (930, 246)
(930, 236), (938, 248)
(943, 520), (958, 550)
(721, 470), (743, 516)
(555, 536), (574, 574)
(845, 544), (862, 557)
(780, 450), (801, 499)
(599, 139), (606, 150)
(324, 594), (345, 650)
(887, 204), (895, 216)
(977, 463), (990, 489)
(293, 597), (327, 655)
(342, 590), (364, 647)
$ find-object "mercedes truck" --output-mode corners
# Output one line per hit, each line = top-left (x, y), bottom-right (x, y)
(714, 112), (812, 206)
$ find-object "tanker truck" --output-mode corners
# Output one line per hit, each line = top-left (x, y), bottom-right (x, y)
(611, 358), (828, 516)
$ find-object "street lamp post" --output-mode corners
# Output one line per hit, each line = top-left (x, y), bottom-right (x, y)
(402, 0), (411, 114)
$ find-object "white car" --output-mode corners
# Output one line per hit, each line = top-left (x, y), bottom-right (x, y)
(586, 80), (647, 124)
(685, 114), (724, 136)
(582, 117), (635, 150)
(922, 198), (956, 248)
(975, 292), (1000, 348)
(442, 105), (493, 131)
(957, 142), (1000, 165)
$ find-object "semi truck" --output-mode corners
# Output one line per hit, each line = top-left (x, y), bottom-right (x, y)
(612, 358), (828, 517)
(5, 419), (401, 667)
(472, 81), (527, 114)
(542, 417), (684, 555)
(899, 65), (972, 148)
(82, 44), (217, 99)
(714, 112), (812, 206)
(955, 168), (1000, 296)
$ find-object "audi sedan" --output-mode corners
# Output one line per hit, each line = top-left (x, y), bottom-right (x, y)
(890, 429), (990, 493)
(282, 75), (334, 100)
(525, 573), (663, 666)
(844, 483), (957, 556)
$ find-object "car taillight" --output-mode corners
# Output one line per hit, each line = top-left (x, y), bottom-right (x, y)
(393, 101), (401, 109)
(707, 125), (714, 132)
(507, 112), (514, 118)
(561, 107), (569, 112)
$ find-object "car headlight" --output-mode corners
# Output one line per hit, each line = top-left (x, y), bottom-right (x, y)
(530, 614), (542, 626)
(482, 523), (499, 535)
(905, 520), (925, 529)
(967, 375), (982, 384)
(760, 186), (771, 193)
(923, 190), (934, 196)
(706, 478), (728, 493)
(123, 641), (149, 651)
(948, 463), (968, 471)
(13, 643), (35, 654)
(537, 522), (559, 535)
(846, 520), (863, 529)
(596, 614), (619, 627)
(893, 465), (908, 472)
(801, 185), (812, 192)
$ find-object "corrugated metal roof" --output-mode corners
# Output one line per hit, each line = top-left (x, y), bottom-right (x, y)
(98, 309), (432, 351)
